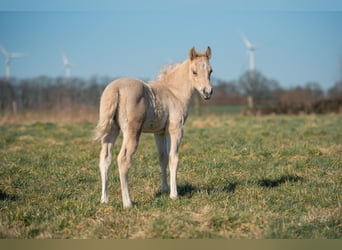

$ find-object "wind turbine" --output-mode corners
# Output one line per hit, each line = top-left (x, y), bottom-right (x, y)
(62, 51), (72, 78)
(240, 33), (258, 112)
(0, 44), (27, 80)
(240, 33), (257, 73)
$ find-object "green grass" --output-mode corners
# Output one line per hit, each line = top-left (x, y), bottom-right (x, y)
(0, 115), (341, 238)
(189, 105), (245, 115)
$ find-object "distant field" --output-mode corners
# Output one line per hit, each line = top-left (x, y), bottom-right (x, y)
(0, 114), (341, 238)
(190, 105), (245, 115)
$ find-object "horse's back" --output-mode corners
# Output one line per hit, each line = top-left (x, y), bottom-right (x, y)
(101, 77), (169, 134)
(105, 77), (146, 94)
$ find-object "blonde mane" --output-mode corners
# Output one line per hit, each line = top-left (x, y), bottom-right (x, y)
(149, 63), (181, 84)
(150, 50), (209, 84)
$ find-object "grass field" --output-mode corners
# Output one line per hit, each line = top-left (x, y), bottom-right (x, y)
(0, 114), (341, 238)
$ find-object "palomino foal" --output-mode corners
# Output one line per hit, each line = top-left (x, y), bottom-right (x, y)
(94, 47), (213, 208)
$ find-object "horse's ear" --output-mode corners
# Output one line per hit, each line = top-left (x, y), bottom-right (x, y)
(206, 46), (211, 59)
(189, 47), (197, 61)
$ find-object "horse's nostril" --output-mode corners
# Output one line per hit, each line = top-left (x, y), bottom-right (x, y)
(204, 88), (213, 96)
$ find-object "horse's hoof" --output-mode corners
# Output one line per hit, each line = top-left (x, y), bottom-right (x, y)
(170, 194), (178, 200)
(101, 197), (108, 204)
(123, 203), (133, 209)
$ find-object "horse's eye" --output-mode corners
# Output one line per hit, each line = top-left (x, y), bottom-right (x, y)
(192, 70), (198, 76)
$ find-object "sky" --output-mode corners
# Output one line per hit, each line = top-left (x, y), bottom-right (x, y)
(1, 0), (342, 90)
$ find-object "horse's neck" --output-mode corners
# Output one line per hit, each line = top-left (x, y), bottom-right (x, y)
(163, 60), (193, 108)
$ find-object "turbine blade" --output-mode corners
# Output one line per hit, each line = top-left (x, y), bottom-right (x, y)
(62, 55), (67, 65)
(62, 52), (71, 67)
(0, 44), (10, 58)
(11, 52), (27, 58)
(240, 34), (250, 47)
(240, 33), (256, 50)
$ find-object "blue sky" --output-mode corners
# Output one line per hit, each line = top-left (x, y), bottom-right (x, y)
(1, 1), (342, 90)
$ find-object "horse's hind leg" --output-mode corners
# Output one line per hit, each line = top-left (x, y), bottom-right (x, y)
(99, 125), (119, 203)
(117, 129), (140, 208)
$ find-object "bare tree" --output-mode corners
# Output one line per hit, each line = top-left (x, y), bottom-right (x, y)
(0, 79), (15, 113)
(328, 80), (342, 98)
(305, 81), (324, 101)
(238, 70), (281, 105)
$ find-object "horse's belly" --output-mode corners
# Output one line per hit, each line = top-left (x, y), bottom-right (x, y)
(141, 116), (167, 133)
(141, 88), (168, 133)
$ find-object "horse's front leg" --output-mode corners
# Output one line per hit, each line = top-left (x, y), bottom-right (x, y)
(154, 134), (170, 194)
(168, 128), (183, 200)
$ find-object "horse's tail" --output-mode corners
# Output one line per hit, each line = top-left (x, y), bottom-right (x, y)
(93, 85), (119, 141)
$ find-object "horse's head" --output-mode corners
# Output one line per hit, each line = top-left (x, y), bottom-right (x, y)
(189, 46), (213, 100)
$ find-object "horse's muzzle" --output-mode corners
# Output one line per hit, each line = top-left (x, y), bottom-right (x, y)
(202, 87), (213, 100)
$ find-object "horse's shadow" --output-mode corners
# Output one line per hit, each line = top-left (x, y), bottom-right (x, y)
(0, 190), (17, 201)
(154, 174), (303, 199)
(155, 182), (238, 199)
(258, 174), (303, 188)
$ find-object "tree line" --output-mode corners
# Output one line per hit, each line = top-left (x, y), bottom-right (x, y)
(0, 76), (109, 114)
(1, 71), (342, 115)
(207, 71), (342, 114)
